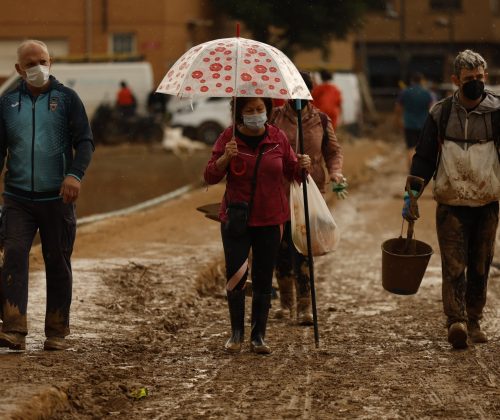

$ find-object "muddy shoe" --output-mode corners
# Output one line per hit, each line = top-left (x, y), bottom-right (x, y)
(297, 297), (314, 326)
(467, 320), (488, 344)
(447, 322), (468, 349)
(250, 338), (271, 355)
(224, 337), (242, 353)
(44, 337), (70, 351)
(274, 307), (291, 319)
(0, 331), (26, 350)
(297, 311), (314, 326)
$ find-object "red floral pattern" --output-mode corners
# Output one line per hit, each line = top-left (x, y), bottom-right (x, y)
(156, 37), (311, 99)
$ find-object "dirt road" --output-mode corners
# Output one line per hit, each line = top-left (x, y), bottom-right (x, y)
(0, 137), (499, 419)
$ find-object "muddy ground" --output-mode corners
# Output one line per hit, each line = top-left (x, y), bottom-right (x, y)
(0, 129), (499, 419)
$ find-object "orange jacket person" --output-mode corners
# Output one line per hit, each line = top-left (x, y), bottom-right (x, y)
(312, 69), (342, 129)
(116, 80), (136, 117)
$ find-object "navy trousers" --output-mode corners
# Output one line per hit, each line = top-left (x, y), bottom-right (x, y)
(0, 195), (76, 337)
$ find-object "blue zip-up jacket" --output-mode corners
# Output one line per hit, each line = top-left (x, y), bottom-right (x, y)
(0, 76), (94, 201)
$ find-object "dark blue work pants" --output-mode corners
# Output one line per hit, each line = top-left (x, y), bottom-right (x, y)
(0, 195), (76, 338)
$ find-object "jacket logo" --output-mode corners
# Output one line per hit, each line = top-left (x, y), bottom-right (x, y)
(49, 97), (58, 112)
(10, 102), (19, 108)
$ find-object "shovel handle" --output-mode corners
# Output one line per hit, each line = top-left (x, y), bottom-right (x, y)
(407, 220), (414, 240)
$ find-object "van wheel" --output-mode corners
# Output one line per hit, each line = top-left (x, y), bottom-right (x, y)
(197, 121), (223, 144)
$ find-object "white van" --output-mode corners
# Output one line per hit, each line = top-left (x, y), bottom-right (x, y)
(0, 62), (154, 118)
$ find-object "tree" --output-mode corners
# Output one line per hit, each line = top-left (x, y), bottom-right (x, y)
(211, 0), (385, 59)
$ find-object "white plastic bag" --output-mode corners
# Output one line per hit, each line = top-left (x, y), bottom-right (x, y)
(290, 174), (340, 256)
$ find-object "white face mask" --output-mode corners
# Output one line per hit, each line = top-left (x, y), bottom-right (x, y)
(243, 112), (267, 131)
(24, 64), (50, 87)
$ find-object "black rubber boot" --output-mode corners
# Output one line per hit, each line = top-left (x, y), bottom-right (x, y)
(250, 292), (272, 354)
(224, 289), (245, 353)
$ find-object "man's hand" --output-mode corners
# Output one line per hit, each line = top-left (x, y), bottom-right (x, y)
(402, 190), (419, 221)
(60, 176), (81, 203)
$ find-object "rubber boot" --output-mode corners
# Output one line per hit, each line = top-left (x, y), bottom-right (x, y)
(296, 296), (314, 326)
(275, 276), (294, 319)
(250, 293), (272, 354)
(224, 289), (245, 353)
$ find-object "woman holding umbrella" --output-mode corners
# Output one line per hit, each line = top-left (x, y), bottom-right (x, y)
(204, 96), (311, 354)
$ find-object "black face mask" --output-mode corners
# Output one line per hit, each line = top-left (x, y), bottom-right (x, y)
(462, 79), (484, 101)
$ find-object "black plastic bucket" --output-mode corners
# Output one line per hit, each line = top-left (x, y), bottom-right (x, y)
(381, 237), (433, 295)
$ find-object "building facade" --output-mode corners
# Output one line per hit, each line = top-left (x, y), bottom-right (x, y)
(0, 0), (215, 86)
(1, 0), (499, 99)
(358, 0), (500, 99)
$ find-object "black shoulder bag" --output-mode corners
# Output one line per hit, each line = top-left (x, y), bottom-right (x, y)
(224, 148), (265, 237)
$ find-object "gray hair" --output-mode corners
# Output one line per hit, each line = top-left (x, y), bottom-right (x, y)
(17, 40), (50, 62)
(453, 49), (487, 76)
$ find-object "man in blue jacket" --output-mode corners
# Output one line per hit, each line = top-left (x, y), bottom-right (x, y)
(0, 40), (94, 351)
(394, 72), (434, 170)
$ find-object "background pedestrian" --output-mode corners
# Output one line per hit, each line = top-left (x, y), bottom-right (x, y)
(116, 80), (137, 118)
(394, 72), (433, 169)
(271, 71), (344, 325)
(311, 69), (343, 129)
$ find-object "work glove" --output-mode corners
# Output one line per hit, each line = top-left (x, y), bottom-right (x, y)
(402, 189), (420, 221)
(332, 177), (348, 200)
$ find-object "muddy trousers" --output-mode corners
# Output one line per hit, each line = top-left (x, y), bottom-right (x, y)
(0, 196), (76, 337)
(221, 224), (281, 342)
(436, 202), (498, 327)
(275, 221), (310, 301)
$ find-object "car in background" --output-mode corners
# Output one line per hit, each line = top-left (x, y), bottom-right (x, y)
(168, 96), (231, 144)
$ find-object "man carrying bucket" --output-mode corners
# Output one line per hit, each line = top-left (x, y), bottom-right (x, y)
(402, 49), (500, 349)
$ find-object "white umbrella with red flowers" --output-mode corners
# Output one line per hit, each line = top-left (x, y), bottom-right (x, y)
(156, 37), (311, 100)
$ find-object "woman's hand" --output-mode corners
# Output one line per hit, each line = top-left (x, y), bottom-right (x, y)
(331, 173), (345, 184)
(297, 154), (311, 170)
(216, 138), (238, 171)
(224, 138), (238, 160)
(331, 174), (348, 200)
